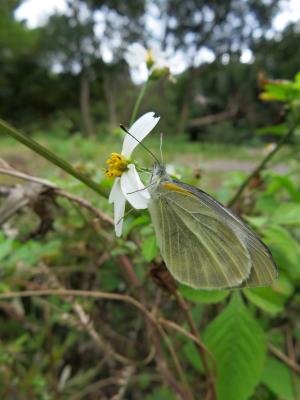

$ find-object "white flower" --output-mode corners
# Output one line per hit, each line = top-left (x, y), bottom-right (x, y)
(124, 43), (167, 71)
(107, 112), (160, 237)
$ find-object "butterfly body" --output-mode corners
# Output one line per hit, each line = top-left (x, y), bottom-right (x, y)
(148, 163), (278, 290)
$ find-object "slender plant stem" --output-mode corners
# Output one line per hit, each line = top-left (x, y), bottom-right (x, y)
(130, 80), (149, 126)
(227, 121), (299, 207)
(0, 119), (108, 199)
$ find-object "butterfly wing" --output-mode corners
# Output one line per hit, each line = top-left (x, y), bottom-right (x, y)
(148, 181), (277, 289)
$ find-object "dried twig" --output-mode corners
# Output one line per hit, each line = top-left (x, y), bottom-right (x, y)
(173, 290), (217, 400)
(268, 342), (300, 374)
(0, 166), (57, 188)
(286, 328), (300, 399)
(228, 122), (299, 207)
(56, 189), (113, 225)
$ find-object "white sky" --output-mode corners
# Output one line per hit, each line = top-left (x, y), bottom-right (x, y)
(15, 0), (300, 82)
(15, 0), (300, 30)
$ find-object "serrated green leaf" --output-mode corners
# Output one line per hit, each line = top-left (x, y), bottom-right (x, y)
(204, 293), (266, 400)
(261, 356), (300, 400)
(244, 288), (283, 315)
(180, 284), (229, 303)
(141, 235), (158, 262)
(243, 274), (293, 315)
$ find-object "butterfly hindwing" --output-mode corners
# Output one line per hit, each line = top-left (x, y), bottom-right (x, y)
(148, 180), (277, 289)
(174, 181), (278, 287)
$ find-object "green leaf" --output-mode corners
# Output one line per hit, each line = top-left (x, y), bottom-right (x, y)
(183, 341), (203, 373)
(180, 285), (229, 303)
(264, 226), (300, 280)
(123, 214), (150, 238)
(267, 175), (300, 202)
(261, 81), (300, 103)
(141, 235), (158, 262)
(204, 293), (266, 400)
(243, 288), (283, 315)
(244, 216), (268, 229)
(256, 124), (288, 136)
(272, 203), (300, 225)
(146, 387), (176, 400)
(4, 240), (62, 269)
(243, 273), (293, 316)
(0, 237), (14, 262)
(255, 194), (279, 214)
(261, 356), (300, 400)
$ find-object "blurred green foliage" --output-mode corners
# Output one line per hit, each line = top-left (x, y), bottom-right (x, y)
(1, 1), (300, 399)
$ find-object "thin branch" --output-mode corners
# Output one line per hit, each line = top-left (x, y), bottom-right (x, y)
(0, 167), (57, 188)
(0, 288), (158, 324)
(116, 256), (191, 399)
(286, 328), (300, 399)
(158, 325), (194, 400)
(268, 342), (300, 374)
(111, 366), (135, 400)
(173, 290), (217, 400)
(56, 189), (113, 226)
(228, 121), (299, 207)
(160, 317), (211, 349)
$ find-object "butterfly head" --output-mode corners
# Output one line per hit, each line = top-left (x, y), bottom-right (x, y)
(150, 162), (171, 190)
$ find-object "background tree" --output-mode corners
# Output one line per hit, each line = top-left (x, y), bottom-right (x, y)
(154, 0), (281, 132)
(38, 0), (146, 135)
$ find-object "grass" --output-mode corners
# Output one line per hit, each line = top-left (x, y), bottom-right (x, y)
(0, 130), (295, 197)
(0, 130), (262, 168)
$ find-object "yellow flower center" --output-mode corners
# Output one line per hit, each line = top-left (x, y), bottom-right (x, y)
(105, 152), (129, 178)
(146, 49), (155, 69)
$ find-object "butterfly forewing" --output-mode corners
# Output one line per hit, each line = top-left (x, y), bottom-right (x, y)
(149, 186), (251, 289)
(148, 179), (277, 289)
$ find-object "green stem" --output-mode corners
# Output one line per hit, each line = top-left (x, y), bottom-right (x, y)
(130, 80), (149, 126)
(227, 121), (299, 208)
(0, 119), (108, 199)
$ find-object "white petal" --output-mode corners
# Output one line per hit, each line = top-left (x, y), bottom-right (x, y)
(109, 178), (121, 203)
(121, 112), (160, 158)
(114, 194), (126, 237)
(108, 178), (126, 237)
(120, 165), (150, 209)
(152, 48), (165, 66)
(124, 43), (147, 68)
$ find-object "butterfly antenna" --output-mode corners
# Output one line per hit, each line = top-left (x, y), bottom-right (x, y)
(160, 132), (164, 164)
(126, 181), (156, 195)
(120, 124), (161, 165)
(116, 208), (133, 226)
